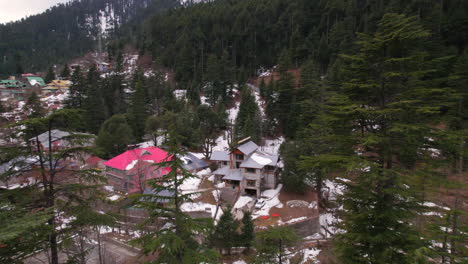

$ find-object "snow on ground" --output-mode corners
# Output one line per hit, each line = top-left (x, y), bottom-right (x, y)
(301, 247), (321, 264)
(196, 168), (211, 177)
(200, 96), (210, 105)
(284, 216), (307, 225)
(179, 175), (202, 192)
(423, 202), (450, 211)
(324, 180), (346, 201)
(261, 184), (283, 199)
(212, 189), (221, 203)
(213, 133), (231, 151)
(234, 196), (254, 209)
(180, 201), (220, 219)
(253, 193), (283, 219)
(228, 101), (240, 124)
(260, 136), (285, 155)
(232, 260), (247, 264)
(103, 185), (114, 192)
(108, 194), (121, 201)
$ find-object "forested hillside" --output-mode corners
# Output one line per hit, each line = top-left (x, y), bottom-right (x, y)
(0, 0), (467, 263)
(0, 0), (178, 77)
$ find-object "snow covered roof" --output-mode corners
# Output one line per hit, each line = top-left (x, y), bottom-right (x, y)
(211, 151), (230, 161)
(237, 141), (258, 156)
(104, 147), (170, 171)
(180, 153), (208, 171)
(223, 169), (243, 181)
(240, 151), (279, 169)
(26, 77), (46, 86)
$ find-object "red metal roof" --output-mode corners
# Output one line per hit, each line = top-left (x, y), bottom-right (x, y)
(103, 147), (170, 171)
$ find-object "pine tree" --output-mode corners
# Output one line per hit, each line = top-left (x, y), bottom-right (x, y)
(83, 65), (106, 134)
(132, 132), (219, 263)
(211, 206), (239, 254)
(61, 63), (70, 79)
(255, 226), (299, 264)
(0, 109), (106, 264)
(240, 211), (254, 251)
(235, 86), (261, 142)
(129, 80), (149, 141)
(66, 66), (85, 109)
(329, 14), (455, 263)
(44, 66), (56, 84)
(24, 91), (44, 118)
(196, 104), (225, 159)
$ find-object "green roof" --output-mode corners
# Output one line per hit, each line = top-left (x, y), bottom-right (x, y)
(0, 80), (26, 88)
(26, 77), (46, 86)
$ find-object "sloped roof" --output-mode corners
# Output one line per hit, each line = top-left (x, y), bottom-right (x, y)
(31, 129), (93, 148)
(213, 166), (230, 175)
(223, 169), (243, 181)
(237, 141), (258, 156)
(211, 151), (230, 161)
(181, 153), (208, 171)
(240, 151), (279, 169)
(104, 147), (170, 171)
(26, 77), (46, 86)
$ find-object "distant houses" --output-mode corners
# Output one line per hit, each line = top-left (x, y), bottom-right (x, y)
(211, 137), (280, 197)
(0, 75), (47, 100)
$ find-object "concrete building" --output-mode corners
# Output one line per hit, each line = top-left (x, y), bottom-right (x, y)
(211, 138), (280, 197)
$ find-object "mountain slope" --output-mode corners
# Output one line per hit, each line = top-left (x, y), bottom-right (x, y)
(0, 0), (179, 76)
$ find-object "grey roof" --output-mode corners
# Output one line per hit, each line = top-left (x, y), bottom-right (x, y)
(181, 153), (208, 171)
(143, 188), (175, 203)
(240, 151), (279, 169)
(30, 129), (93, 148)
(237, 141), (258, 156)
(213, 166), (230, 175)
(210, 151), (230, 161)
(222, 169), (243, 181)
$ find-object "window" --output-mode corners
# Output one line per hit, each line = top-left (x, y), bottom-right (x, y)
(265, 166), (275, 172)
(246, 168), (256, 174)
(222, 161), (228, 166)
(247, 180), (256, 187)
(236, 154), (244, 160)
(236, 162), (241, 168)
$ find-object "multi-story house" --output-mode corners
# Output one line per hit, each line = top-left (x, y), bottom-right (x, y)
(104, 147), (208, 193)
(211, 138), (280, 197)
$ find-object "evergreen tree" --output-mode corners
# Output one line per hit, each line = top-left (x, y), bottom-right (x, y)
(96, 114), (134, 158)
(132, 133), (219, 263)
(129, 80), (149, 141)
(44, 66), (56, 84)
(24, 92), (44, 118)
(83, 65), (106, 134)
(235, 86), (261, 142)
(255, 226), (299, 264)
(0, 110), (105, 264)
(328, 14), (455, 263)
(66, 66), (85, 109)
(196, 104), (225, 159)
(61, 63), (70, 79)
(211, 206), (239, 254)
(240, 211), (255, 251)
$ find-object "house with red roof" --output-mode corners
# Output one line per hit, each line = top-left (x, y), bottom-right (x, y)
(103, 147), (171, 193)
